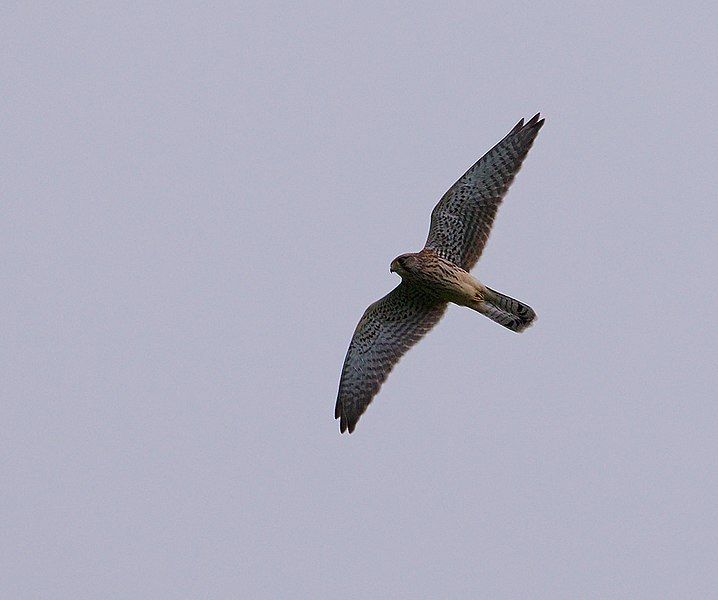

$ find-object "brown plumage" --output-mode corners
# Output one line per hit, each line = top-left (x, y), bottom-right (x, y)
(335, 114), (545, 433)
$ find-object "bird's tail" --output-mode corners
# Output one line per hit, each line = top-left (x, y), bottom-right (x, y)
(476, 287), (536, 333)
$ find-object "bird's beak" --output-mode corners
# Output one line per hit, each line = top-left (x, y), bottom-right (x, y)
(389, 262), (396, 273)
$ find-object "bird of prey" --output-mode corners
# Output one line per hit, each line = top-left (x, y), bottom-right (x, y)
(335, 114), (545, 433)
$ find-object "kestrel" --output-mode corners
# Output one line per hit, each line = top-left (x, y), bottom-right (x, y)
(335, 114), (545, 433)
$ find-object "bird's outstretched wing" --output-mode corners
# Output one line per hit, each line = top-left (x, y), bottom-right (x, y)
(424, 113), (545, 271)
(335, 282), (447, 433)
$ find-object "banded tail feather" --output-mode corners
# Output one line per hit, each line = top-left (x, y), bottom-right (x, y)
(478, 287), (536, 332)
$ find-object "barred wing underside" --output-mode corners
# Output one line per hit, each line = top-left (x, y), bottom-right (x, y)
(424, 114), (544, 271)
(335, 282), (447, 433)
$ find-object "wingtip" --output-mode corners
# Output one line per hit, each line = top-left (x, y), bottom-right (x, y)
(510, 118), (525, 134)
(518, 112), (542, 127)
(337, 403), (346, 432)
(508, 113), (544, 138)
(337, 405), (354, 434)
(528, 112), (545, 129)
(336, 413), (357, 434)
(335, 396), (360, 433)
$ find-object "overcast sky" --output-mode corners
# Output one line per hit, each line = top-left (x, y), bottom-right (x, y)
(3, 2), (717, 598)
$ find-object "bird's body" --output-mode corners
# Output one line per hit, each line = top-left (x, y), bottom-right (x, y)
(391, 250), (486, 308)
(336, 114), (545, 433)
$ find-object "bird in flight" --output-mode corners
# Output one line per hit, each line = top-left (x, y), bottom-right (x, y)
(335, 114), (545, 433)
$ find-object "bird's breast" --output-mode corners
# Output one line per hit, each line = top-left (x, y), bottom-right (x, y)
(409, 255), (484, 305)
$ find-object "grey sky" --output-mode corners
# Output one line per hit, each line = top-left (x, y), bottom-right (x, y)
(3, 2), (717, 598)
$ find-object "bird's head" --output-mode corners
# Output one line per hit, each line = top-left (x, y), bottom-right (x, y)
(390, 253), (418, 276)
